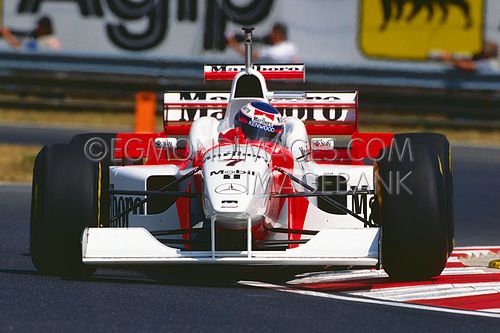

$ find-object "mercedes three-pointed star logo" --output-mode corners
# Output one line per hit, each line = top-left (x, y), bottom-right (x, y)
(215, 183), (247, 194)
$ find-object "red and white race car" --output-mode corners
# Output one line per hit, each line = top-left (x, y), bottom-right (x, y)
(30, 28), (453, 280)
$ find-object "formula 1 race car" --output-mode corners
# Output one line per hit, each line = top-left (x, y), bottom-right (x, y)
(30, 28), (454, 280)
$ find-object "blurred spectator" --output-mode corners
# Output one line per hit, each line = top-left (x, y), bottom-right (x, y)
(439, 41), (498, 72)
(1, 16), (61, 51)
(227, 23), (299, 63)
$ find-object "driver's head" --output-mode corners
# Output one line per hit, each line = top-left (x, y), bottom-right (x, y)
(35, 16), (53, 37)
(235, 101), (283, 142)
(269, 23), (288, 44)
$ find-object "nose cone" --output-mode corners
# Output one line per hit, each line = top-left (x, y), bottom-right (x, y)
(202, 144), (272, 228)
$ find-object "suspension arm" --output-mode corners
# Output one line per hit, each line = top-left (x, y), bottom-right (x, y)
(274, 167), (377, 227)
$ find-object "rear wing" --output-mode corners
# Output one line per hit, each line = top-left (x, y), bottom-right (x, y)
(204, 64), (305, 81)
(163, 91), (358, 136)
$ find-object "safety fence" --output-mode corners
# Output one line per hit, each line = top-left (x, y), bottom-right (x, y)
(0, 51), (498, 120)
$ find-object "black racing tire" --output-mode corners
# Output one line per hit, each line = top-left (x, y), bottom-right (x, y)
(70, 132), (144, 227)
(70, 132), (117, 165)
(376, 143), (449, 280)
(30, 144), (106, 277)
(70, 132), (143, 166)
(71, 133), (117, 226)
(394, 133), (454, 254)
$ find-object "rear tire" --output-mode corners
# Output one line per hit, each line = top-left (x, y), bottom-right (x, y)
(70, 132), (117, 165)
(71, 133), (117, 226)
(376, 143), (449, 279)
(30, 144), (106, 277)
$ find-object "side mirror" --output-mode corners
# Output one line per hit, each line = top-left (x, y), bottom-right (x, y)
(289, 139), (310, 162)
(154, 137), (178, 150)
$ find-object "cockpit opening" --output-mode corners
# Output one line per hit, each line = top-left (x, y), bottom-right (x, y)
(234, 74), (264, 98)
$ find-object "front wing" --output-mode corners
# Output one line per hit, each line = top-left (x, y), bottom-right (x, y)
(82, 226), (379, 266)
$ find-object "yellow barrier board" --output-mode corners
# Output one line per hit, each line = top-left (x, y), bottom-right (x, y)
(359, 0), (484, 60)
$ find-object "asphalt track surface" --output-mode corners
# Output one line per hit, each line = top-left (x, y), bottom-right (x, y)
(1, 127), (499, 331)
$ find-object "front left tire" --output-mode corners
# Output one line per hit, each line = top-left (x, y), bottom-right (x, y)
(376, 142), (449, 279)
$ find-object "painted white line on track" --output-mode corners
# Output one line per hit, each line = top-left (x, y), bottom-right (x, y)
(349, 283), (500, 301)
(288, 269), (387, 285)
(441, 267), (492, 275)
(239, 281), (500, 319)
(453, 246), (500, 250)
(288, 267), (494, 285)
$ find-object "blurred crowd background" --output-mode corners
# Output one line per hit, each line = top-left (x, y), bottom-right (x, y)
(1, 0), (498, 66)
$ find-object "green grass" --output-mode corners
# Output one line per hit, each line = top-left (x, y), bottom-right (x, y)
(0, 144), (40, 183)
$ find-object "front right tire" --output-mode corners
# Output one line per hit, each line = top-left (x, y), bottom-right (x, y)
(394, 133), (454, 254)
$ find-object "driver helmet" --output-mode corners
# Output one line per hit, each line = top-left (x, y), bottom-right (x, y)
(234, 101), (283, 141)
